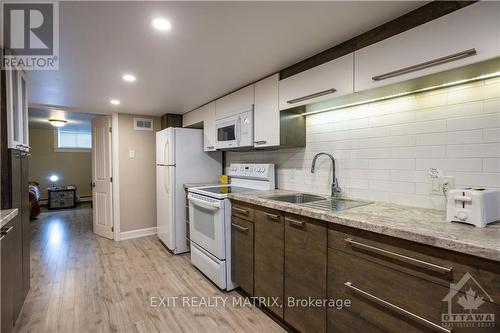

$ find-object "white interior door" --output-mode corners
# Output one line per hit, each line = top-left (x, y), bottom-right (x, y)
(92, 115), (113, 239)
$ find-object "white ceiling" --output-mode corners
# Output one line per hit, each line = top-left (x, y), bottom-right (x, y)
(27, 1), (426, 116)
(29, 107), (95, 131)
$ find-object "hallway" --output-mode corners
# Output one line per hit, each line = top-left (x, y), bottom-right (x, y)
(13, 206), (284, 332)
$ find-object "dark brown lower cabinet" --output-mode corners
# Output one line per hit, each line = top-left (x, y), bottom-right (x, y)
(284, 214), (327, 333)
(1, 216), (23, 333)
(328, 249), (500, 333)
(231, 216), (254, 295)
(254, 207), (284, 318)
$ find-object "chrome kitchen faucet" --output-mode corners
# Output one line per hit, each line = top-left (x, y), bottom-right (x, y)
(311, 152), (342, 198)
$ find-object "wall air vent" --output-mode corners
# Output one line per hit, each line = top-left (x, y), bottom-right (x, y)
(133, 118), (153, 131)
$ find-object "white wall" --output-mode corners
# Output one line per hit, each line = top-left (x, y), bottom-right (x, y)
(226, 78), (500, 210)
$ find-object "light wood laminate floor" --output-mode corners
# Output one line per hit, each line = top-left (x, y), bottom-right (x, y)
(14, 205), (285, 332)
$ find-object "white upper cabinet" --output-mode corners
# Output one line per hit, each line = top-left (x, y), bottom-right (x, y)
(183, 107), (205, 128)
(200, 102), (216, 152)
(278, 53), (354, 110)
(215, 85), (254, 120)
(182, 102), (217, 152)
(355, 2), (500, 92)
(6, 69), (29, 151)
(254, 74), (280, 148)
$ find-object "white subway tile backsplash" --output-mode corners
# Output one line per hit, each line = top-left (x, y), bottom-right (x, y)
(483, 158), (500, 172)
(484, 128), (500, 143)
(416, 130), (483, 146)
(369, 159), (415, 170)
(447, 143), (500, 158)
(448, 172), (500, 188)
(416, 158), (482, 172)
(369, 180), (415, 194)
(227, 82), (500, 210)
(447, 114), (500, 131)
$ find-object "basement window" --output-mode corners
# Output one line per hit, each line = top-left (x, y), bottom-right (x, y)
(54, 129), (92, 152)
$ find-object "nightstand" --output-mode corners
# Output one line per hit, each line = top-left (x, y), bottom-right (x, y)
(47, 188), (77, 210)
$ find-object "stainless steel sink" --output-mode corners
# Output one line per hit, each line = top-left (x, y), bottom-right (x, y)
(302, 198), (372, 212)
(264, 193), (372, 212)
(265, 193), (326, 204)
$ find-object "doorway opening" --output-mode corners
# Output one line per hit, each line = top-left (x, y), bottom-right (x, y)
(27, 108), (114, 239)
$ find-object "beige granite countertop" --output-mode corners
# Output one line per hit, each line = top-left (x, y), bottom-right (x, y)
(1, 208), (19, 229)
(228, 189), (500, 262)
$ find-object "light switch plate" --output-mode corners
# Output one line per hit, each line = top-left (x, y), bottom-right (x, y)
(129, 150), (135, 159)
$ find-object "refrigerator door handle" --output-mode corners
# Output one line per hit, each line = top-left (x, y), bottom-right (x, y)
(165, 167), (170, 194)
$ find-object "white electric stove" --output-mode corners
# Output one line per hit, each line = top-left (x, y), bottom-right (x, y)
(188, 163), (275, 290)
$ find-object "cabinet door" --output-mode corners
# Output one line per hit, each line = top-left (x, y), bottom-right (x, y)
(284, 215), (327, 333)
(254, 74), (280, 148)
(19, 70), (29, 149)
(355, 2), (500, 92)
(183, 107), (204, 128)
(6, 69), (22, 149)
(231, 216), (254, 295)
(1, 217), (23, 332)
(254, 207), (284, 318)
(1, 220), (15, 333)
(278, 53), (354, 110)
(201, 102), (216, 152)
(21, 154), (30, 298)
(215, 85), (254, 120)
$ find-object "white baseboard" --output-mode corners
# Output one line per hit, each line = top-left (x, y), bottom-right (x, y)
(120, 227), (157, 240)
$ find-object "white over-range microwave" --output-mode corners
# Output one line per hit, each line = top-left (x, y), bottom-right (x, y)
(214, 107), (254, 149)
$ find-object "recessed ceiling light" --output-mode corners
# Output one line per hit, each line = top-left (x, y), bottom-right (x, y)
(48, 119), (67, 128)
(152, 18), (171, 31)
(110, 99), (121, 105)
(122, 74), (136, 82)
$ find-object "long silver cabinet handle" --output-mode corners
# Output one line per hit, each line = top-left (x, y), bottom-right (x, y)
(264, 212), (280, 222)
(231, 223), (249, 233)
(0, 226), (14, 234)
(287, 88), (337, 104)
(233, 207), (249, 215)
(254, 140), (267, 145)
(345, 238), (452, 275)
(372, 48), (477, 81)
(286, 218), (305, 228)
(344, 282), (452, 333)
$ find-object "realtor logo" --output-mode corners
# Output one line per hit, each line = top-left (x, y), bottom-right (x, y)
(2, 1), (59, 70)
(442, 272), (495, 328)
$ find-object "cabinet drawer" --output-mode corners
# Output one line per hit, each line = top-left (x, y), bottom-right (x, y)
(231, 217), (254, 295)
(231, 201), (254, 221)
(329, 250), (500, 333)
(254, 207), (284, 318)
(285, 214), (327, 333)
(278, 53), (354, 110)
(328, 225), (500, 305)
(354, 2), (500, 92)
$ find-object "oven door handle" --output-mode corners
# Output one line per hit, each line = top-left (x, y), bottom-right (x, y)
(188, 194), (222, 211)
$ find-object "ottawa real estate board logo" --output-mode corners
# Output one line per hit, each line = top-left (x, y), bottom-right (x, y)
(2, 1), (59, 70)
(442, 272), (495, 329)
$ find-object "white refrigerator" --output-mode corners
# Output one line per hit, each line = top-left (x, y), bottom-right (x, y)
(156, 128), (222, 254)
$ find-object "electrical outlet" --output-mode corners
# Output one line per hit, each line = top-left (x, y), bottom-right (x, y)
(430, 175), (455, 196)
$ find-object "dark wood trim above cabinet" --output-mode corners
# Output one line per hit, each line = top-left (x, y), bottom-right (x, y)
(279, 1), (476, 80)
(160, 113), (183, 130)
